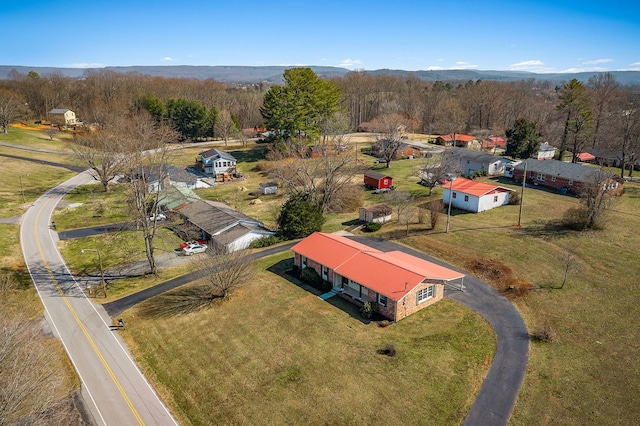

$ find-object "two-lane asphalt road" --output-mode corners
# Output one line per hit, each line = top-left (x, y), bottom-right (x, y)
(20, 171), (177, 426)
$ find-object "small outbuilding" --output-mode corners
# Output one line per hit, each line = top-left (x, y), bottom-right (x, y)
(364, 170), (393, 190)
(259, 182), (278, 195)
(359, 203), (392, 224)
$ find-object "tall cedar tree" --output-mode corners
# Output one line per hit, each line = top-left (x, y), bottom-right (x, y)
(557, 79), (593, 160)
(166, 98), (217, 140)
(277, 193), (325, 239)
(505, 118), (542, 159)
(260, 68), (343, 141)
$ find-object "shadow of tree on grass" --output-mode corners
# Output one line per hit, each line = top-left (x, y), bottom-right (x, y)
(513, 219), (576, 239)
(136, 285), (221, 319)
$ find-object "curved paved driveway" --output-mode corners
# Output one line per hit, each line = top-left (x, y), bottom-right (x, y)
(106, 235), (529, 425)
(20, 171), (178, 426)
(351, 237), (529, 426)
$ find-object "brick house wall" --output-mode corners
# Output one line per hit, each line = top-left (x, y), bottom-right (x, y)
(395, 281), (444, 321)
(513, 169), (584, 194)
(294, 253), (335, 284)
(395, 146), (421, 159)
(294, 253), (447, 322)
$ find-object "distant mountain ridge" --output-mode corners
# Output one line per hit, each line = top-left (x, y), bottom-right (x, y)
(1, 65), (639, 85)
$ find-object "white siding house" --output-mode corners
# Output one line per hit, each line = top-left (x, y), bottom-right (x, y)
(442, 177), (514, 213)
(48, 108), (77, 126)
(536, 142), (556, 160)
(197, 148), (237, 177)
(443, 147), (510, 176)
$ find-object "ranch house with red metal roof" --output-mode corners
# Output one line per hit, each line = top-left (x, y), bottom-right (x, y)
(442, 177), (514, 213)
(291, 233), (464, 322)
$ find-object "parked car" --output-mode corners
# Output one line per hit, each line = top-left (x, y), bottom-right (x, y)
(182, 243), (208, 255)
(148, 213), (167, 221)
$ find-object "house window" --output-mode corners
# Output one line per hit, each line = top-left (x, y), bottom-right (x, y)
(378, 294), (388, 307)
(301, 256), (307, 268)
(416, 285), (435, 304)
(383, 179), (388, 185)
(493, 195), (498, 202)
(321, 265), (328, 280)
(452, 192), (457, 199)
(551, 176), (556, 182)
(464, 195), (469, 202)
(537, 173), (545, 182)
(568, 180), (573, 186)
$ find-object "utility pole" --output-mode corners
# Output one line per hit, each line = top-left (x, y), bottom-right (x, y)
(517, 161), (527, 227)
(81, 249), (106, 297)
(19, 175), (25, 203)
(446, 177), (454, 233)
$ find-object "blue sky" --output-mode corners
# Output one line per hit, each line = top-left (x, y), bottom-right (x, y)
(2, 0), (639, 73)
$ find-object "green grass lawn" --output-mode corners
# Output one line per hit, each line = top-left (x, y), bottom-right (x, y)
(8, 125), (639, 424)
(121, 252), (495, 425)
(52, 183), (132, 229)
(375, 179), (640, 425)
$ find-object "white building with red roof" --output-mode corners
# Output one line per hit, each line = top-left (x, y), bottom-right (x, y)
(442, 177), (514, 213)
(291, 232), (464, 321)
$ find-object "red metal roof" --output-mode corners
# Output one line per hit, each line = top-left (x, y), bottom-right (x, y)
(291, 233), (464, 300)
(438, 133), (477, 142)
(449, 177), (511, 197)
(290, 232), (381, 270)
(577, 152), (596, 161)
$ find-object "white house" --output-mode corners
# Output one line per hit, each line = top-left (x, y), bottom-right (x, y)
(48, 108), (77, 126)
(443, 147), (510, 176)
(177, 200), (274, 252)
(197, 148), (237, 178)
(442, 177), (514, 213)
(504, 160), (523, 178)
(536, 142), (556, 160)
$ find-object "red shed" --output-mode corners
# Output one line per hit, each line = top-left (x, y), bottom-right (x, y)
(364, 170), (393, 190)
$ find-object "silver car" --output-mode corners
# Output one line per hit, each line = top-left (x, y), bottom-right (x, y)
(182, 243), (208, 255)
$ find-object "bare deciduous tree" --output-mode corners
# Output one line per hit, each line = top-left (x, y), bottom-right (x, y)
(270, 152), (363, 213)
(419, 153), (459, 196)
(559, 250), (578, 289)
(120, 112), (178, 274)
(564, 169), (617, 230)
(195, 249), (256, 300)
(71, 130), (129, 192)
(0, 275), (70, 426)
(0, 88), (27, 134)
(214, 109), (238, 146)
(369, 112), (408, 168)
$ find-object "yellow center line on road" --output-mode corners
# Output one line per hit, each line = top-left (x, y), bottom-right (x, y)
(34, 198), (145, 426)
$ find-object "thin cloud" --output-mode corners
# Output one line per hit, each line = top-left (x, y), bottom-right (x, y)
(337, 59), (362, 68)
(453, 61), (478, 69)
(162, 57), (175, 62)
(67, 62), (106, 68)
(510, 60), (544, 69)
(425, 60), (478, 71)
(582, 58), (613, 65)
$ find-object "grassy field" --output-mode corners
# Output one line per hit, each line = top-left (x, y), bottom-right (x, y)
(369, 179), (640, 425)
(121, 252), (496, 425)
(5, 124), (640, 424)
